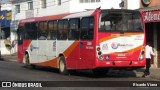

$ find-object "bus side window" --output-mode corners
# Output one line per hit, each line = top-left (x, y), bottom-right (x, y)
(53, 21), (57, 40)
(63, 20), (69, 39)
(57, 19), (68, 40)
(17, 27), (24, 45)
(48, 21), (53, 40)
(57, 20), (63, 40)
(24, 23), (30, 39)
(80, 17), (94, 40)
(24, 22), (37, 40)
(68, 18), (80, 40)
(38, 22), (47, 40)
(48, 21), (57, 40)
(30, 22), (38, 40)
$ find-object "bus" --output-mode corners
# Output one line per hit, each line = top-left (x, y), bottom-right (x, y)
(17, 8), (145, 75)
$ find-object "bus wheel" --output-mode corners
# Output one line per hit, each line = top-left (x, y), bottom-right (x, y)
(24, 54), (35, 69)
(59, 56), (68, 75)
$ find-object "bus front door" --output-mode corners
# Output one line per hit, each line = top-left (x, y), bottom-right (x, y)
(77, 17), (95, 69)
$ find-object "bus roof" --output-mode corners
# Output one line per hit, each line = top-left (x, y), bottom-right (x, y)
(19, 9), (96, 25)
(19, 9), (140, 26)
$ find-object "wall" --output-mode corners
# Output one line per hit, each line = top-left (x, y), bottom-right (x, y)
(69, 0), (121, 13)
(128, 0), (140, 9)
(140, 0), (160, 8)
(34, 0), (70, 17)
(12, 2), (27, 20)
(11, 0), (141, 20)
(0, 40), (17, 55)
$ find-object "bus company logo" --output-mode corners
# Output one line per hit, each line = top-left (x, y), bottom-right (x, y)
(53, 41), (56, 51)
(141, 0), (151, 7)
(111, 42), (119, 49)
(30, 44), (39, 51)
(102, 43), (108, 51)
(135, 35), (143, 40)
(30, 44), (33, 51)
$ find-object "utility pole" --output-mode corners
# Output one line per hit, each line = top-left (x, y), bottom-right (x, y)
(120, 0), (128, 9)
(0, 0), (1, 59)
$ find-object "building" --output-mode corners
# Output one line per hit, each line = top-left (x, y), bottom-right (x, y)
(0, 0), (13, 55)
(140, 0), (160, 68)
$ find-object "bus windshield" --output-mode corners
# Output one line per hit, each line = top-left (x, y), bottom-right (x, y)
(99, 10), (144, 32)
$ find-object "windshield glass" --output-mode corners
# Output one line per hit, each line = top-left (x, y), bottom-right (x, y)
(99, 10), (144, 32)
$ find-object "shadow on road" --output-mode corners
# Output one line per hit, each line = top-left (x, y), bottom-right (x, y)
(21, 65), (59, 73)
(21, 65), (137, 78)
(69, 69), (137, 78)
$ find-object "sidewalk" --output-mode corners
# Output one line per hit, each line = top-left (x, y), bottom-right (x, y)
(149, 68), (160, 80)
(135, 68), (160, 80)
(0, 54), (159, 80)
(0, 53), (17, 62)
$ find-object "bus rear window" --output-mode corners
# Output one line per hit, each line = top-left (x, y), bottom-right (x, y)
(99, 10), (144, 32)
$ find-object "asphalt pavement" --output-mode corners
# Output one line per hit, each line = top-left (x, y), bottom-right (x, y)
(0, 53), (160, 80)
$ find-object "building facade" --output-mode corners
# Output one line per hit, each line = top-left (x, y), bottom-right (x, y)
(0, 0), (13, 55)
(140, 0), (160, 68)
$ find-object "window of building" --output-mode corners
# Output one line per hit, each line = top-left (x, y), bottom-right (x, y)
(80, 0), (83, 3)
(15, 4), (20, 13)
(80, 0), (100, 3)
(1, 29), (10, 39)
(84, 0), (89, 3)
(91, 0), (95, 3)
(68, 18), (80, 40)
(96, 0), (100, 2)
(80, 17), (94, 40)
(58, 0), (61, 5)
(41, 0), (46, 8)
(28, 1), (33, 10)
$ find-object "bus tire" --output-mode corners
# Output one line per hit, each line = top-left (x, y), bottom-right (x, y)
(59, 56), (68, 75)
(24, 54), (35, 69)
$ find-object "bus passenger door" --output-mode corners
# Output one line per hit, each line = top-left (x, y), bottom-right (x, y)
(77, 17), (95, 69)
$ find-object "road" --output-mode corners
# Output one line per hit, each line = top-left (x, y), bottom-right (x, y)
(0, 60), (160, 90)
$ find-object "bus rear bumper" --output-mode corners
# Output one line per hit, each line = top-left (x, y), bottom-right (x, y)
(96, 60), (145, 68)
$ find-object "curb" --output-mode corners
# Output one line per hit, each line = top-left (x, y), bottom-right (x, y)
(0, 57), (17, 62)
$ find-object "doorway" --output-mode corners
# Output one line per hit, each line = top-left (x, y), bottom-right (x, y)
(157, 23), (160, 68)
(145, 22), (160, 68)
(145, 23), (154, 64)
